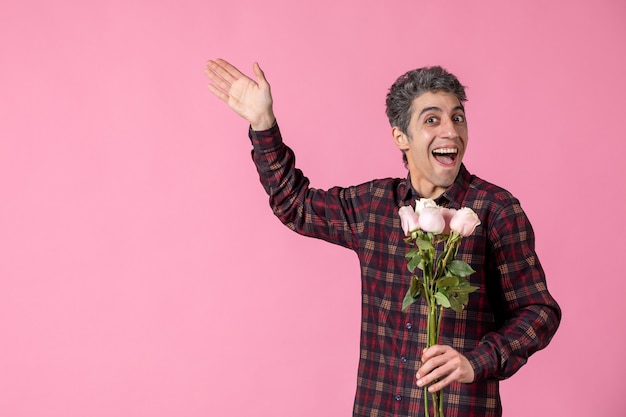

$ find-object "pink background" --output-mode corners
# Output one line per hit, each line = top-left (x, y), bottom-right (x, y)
(1, 0), (624, 416)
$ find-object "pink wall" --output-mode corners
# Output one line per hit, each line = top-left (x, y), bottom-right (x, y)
(1, 0), (624, 415)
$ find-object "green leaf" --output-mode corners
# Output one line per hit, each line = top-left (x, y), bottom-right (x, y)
(448, 296), (463, 312)
(410, 276), (422, 297)
(405, 248), (421, 259)
(451, 277), (479, 293)
(402, 276), (425, 312)
(434, 291), (451, 308)
(407, 254), (423, 273)
(402, 290), (418, 312)
(446, 260), (476, 277)
(416, 237), (434, 251)
(436, 275), (459, 289)
(453, 292), (469, 306)
(450, 285), (480, 294)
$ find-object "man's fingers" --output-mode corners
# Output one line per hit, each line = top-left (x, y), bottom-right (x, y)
(205, 62), (232, 90)
(421, 344), (447, 361)
(417, 345), (448, 377)
(427, 372), (456, 393)
(207, 83), (228, 103)
(416, 345), (474, 392)
(206, 61), (235, 86)
(205, 70), (229, 92)
(252, 62), (268, 87)
(417, 356), (452, 386)
(213, 58), (246, 83)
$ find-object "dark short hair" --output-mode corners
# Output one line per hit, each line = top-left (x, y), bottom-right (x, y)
(386, 66), (467, 135)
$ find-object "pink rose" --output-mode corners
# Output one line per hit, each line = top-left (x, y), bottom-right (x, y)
(449, 207), (481, 237)
(398, 206), (420, 235)
(441, 207), (457, 235)
(418, 207), (445, 234)
(415, 198), (437, 214)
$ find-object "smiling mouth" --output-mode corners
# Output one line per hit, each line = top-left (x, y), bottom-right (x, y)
(432, 148), (458, 165)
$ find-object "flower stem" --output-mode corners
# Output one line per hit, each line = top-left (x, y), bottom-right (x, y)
(437, 305), (444, 344)
(432, 391), (440, 417)
(439, 389), (444, 416)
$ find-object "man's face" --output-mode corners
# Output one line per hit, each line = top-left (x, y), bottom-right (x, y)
(393, 91), (468, 198)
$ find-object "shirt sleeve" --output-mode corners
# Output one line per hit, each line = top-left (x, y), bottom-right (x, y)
(248, 123), (367, 251)
(465, 199), (562, 380)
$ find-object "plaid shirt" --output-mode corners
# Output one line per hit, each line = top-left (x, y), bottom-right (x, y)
(250, 124), (561, 417)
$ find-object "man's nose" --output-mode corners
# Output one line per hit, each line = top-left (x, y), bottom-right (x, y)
(439, 117), (459, 138)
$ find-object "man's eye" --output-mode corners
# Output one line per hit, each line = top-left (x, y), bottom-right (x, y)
(453, 115), (466, 123)
(425, 117), (438, 124)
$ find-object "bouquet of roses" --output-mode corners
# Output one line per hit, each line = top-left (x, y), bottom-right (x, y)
(398, 198), (481, 417)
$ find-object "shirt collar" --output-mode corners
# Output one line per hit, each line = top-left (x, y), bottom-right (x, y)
(403, 164), (471, 209)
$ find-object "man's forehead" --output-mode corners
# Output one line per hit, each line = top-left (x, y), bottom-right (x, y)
(412, 92), (464, 116)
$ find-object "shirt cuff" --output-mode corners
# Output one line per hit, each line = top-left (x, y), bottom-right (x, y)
(248, 121), (282, 152)
(464, 342), (500, 381)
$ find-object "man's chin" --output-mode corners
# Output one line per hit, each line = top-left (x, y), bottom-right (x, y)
(435, 170), (460, 187)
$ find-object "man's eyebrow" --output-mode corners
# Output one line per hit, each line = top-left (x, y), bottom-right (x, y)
(417, 104), (465, 118)
(418, 106), (442, 118)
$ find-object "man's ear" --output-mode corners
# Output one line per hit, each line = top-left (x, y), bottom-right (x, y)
(392, 126), (410, 150)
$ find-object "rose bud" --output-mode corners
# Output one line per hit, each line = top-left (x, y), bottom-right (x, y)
(398, 206), (420, 235)
(415, 198), (437, 215)
(441, 207), (457, 235)
(450, 207), (481, 237)
(418, 207), (445, 234)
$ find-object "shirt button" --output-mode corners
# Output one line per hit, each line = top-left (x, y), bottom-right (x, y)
(406, 323), (413, 330)
(395, 395), (402, 401)
(401, 356), (407, 363)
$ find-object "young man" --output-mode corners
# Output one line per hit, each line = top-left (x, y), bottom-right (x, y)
(205, 58), (561, 417)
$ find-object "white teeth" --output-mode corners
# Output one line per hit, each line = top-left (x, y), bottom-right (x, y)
(432, 148), (458, 155)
